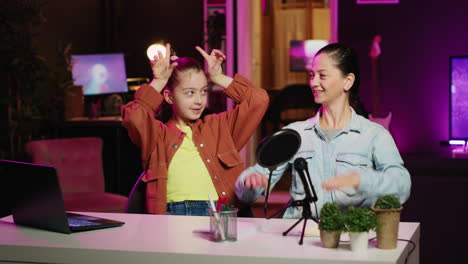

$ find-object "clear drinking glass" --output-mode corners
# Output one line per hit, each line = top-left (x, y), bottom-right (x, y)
(209, 208), (238, 242)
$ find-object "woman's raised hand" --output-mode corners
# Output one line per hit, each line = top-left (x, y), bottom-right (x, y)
(195, 46), (225, 80)
(150, 43), (178, 82)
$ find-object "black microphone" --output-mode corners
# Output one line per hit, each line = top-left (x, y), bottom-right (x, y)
(294, 158), (318, 203)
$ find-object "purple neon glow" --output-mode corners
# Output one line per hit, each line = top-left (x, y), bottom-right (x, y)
(450, 57), (468, 139)
(449, 140), (466, 145)
(71, 53), (128, 96)
(452, 147), (468, 153)
(357, 0), (399, 4)
(290, 40), (328, 72)
(0, 159), (54, 168)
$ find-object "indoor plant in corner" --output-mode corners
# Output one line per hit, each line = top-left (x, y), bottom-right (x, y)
(371, 194), (402, 249)
(319, 202), (345, 248)
(343, 206), (377, 253)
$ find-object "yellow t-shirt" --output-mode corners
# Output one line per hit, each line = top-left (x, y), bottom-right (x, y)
(166, 125), (219, 202)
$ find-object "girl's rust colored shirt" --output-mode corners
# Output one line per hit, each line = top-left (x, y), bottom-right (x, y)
(122, 74), (269, 214)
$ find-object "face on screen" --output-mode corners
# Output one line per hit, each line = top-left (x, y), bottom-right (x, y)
(91, 64), (109, 84)
(71, 54), (128, 96)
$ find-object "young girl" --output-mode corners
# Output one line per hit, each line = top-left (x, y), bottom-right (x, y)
(122, 44), (269, 215)
(235, 43), (411, 219)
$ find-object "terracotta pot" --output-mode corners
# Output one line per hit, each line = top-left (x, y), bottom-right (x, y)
(320, 230), (341, 248)
(371, 205), (402, 249)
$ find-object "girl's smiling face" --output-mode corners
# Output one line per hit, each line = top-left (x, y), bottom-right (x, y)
(164, 69), (208, 126)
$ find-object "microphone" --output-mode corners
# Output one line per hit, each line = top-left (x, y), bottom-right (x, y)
(294, 158), (318, 203)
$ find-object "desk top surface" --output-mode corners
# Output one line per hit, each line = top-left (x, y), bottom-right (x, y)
(0, 212), (420, 264)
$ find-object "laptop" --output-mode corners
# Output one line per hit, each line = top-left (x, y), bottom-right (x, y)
(0, 160), (125, 234)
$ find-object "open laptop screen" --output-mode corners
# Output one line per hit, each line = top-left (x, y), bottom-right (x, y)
(0, 160), (124, 234)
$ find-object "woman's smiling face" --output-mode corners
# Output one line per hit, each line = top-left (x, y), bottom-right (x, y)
(309, 52), (353, 106)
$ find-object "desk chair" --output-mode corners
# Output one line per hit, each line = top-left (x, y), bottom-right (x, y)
(264, 84), (320, 136)
(25, 137), (128, 213)
(126, 172), (147, 213)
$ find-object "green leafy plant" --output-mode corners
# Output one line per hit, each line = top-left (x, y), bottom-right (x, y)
(319, 202), (345, 232)
(344, 206), (377, 233)
(374, 195), (401, 209)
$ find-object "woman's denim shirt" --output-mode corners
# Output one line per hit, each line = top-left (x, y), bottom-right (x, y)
(235, 108), (411, 219)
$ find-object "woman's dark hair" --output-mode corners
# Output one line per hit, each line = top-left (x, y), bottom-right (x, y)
(155, 57), (205, 123)
(315, 43), (369, 117)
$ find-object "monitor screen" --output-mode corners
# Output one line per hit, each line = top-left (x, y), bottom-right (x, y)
(71, 53), (128, 96)
(290, 40), (328, 72)
(450, 56), (468, 139)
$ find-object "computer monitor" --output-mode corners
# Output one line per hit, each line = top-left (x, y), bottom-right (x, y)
(71, 53), (128, 96)
(450, 56), (468, 140)
(289, 40), (328, 72)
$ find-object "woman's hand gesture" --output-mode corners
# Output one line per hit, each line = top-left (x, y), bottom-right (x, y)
(195, 46), (225, 81)
(244, 172), (268, 190)
(322, 172), (360, 191)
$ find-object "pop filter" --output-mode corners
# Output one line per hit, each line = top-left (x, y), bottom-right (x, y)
(256, 129), (301, 169)
(255, 129), (301, 216)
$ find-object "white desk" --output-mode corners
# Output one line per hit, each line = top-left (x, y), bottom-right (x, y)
(0, 213), (419, 264)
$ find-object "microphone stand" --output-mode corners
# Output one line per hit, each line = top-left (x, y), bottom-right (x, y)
(265, 194), (318, 245)
(281, 160), (319, 245)
(281, 198), (318, 245)
(263, 167), (276, 216)
(264, 166), (293, 219)
(266, 199), (292, 219)
(262, 158), (319, 245)
(264, 181), (318, 245)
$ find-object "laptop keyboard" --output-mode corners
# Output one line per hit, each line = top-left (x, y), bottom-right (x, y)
(68, 218), (101, 227)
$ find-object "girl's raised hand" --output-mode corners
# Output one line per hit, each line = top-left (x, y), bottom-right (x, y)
(150, 43), (178, 82)
(195, 46), (225, 80)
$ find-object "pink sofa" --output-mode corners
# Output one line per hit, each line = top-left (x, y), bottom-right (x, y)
(25, 137), (128, 213)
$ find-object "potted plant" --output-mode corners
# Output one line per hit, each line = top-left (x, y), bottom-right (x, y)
(319, 202), (344, 248)
(371, 194), (402, 249)
(343, 206), (377, 252)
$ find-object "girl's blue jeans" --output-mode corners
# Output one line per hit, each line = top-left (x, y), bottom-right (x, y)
(166, 200), (211, 216)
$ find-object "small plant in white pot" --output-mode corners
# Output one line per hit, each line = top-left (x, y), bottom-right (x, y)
(371, 194), (402, 249)
(319, 202), (345, 248)
(343, 206), (377, 252)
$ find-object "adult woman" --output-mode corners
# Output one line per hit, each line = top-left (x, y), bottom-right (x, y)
(122, 43), (268, 215)
(235, 43), (410, 219)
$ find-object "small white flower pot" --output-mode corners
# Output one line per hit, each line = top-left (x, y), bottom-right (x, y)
(349, 231), (369, 252)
